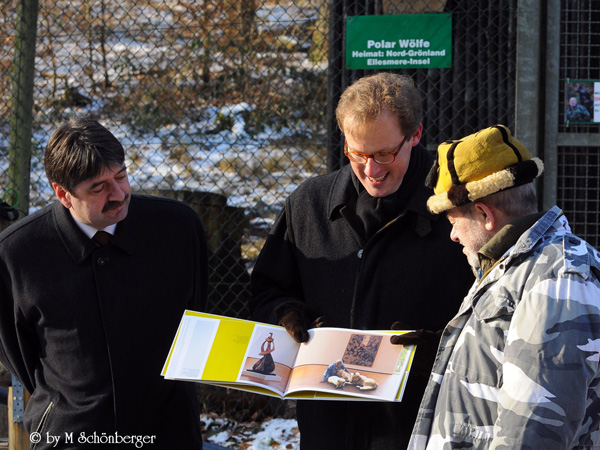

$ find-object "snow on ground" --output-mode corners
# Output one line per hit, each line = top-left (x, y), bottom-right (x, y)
(202, 415), (299, 449)
(1, 1), (327, 225)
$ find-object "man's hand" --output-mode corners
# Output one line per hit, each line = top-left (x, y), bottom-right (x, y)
(276, 302), (325, 343)
(390, 322), (442, 377)
(279, 309), (310, 343)
(311, 316), (326, 329)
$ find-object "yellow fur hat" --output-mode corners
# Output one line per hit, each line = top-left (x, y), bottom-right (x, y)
(426, 125), (544, 214)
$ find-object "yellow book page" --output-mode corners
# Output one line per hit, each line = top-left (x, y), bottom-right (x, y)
(200, 317), (256, 382)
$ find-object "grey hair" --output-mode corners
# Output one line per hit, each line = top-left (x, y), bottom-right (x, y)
(462, 183), (538, 219)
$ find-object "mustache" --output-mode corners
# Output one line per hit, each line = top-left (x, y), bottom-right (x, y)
(102, 194), (130, 213)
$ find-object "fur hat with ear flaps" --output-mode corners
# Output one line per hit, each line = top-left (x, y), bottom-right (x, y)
(425, 125), (544, 214)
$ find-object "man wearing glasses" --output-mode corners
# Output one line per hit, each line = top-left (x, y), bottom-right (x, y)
(250, 73), (472, 449)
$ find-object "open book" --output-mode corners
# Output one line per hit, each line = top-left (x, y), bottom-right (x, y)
(162, 310), (416, 402)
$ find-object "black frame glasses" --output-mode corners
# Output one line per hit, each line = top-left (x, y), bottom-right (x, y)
(344, 135), (408, 165)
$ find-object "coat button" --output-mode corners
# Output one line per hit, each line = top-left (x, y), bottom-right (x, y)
(97, 257), (109, 266)
(357, 249), (364, 259)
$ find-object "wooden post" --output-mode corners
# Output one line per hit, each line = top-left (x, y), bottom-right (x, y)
(8, 0), (40, 215)
(7, 384), (29, 450)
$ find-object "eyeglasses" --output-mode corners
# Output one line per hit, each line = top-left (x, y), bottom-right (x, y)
(344, 135), (408, 165)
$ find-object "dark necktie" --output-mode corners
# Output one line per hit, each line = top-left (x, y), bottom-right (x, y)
(93, 230), (112, 247)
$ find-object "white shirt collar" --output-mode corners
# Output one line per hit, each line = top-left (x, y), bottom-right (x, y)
(70, 213), (117, 239)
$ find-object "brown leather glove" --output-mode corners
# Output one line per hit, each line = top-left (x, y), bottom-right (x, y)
(276, 301), (323, 343)
(279, 309), (309, 343)
(390, 322), (442, 377)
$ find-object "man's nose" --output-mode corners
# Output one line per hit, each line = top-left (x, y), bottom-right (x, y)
(106, 180), (127, 200)
(450, 227), (459, 242)
(364, 157), (382, 174)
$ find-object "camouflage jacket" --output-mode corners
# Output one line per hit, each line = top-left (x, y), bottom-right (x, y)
(409, 206), (600, 449)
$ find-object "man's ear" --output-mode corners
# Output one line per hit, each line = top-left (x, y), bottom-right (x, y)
(52, 183), (72, 209)
(409, 123), (423, 147)
(473, 202), (496, 232)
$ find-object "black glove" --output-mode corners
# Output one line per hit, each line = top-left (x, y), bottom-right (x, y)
(390, 322), (442, 377)
(275, 301), (313, 343)
(311, 316), (327, 329)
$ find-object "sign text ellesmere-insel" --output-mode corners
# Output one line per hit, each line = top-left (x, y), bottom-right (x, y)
(346, 14), (452, 70)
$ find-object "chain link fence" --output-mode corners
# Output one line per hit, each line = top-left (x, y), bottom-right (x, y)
(1, 0), (598, 436)
(557, 0), (600, 248)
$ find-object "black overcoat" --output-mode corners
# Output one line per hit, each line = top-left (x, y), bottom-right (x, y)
(251, 150), (473, 449)
(0, 194), (207, 449)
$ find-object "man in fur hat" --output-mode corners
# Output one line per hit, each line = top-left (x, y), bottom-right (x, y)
(409, 124), (600, 449)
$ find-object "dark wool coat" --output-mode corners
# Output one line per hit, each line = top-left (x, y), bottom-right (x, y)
(250, 150), (473, 450)
(0, 194), (207, 449)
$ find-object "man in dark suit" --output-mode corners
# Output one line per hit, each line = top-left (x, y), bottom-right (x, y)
(250, 73), (473, 449)
(0, 116), (208, 449)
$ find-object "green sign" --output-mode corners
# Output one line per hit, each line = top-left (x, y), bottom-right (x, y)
(346, 14), (452, 70)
